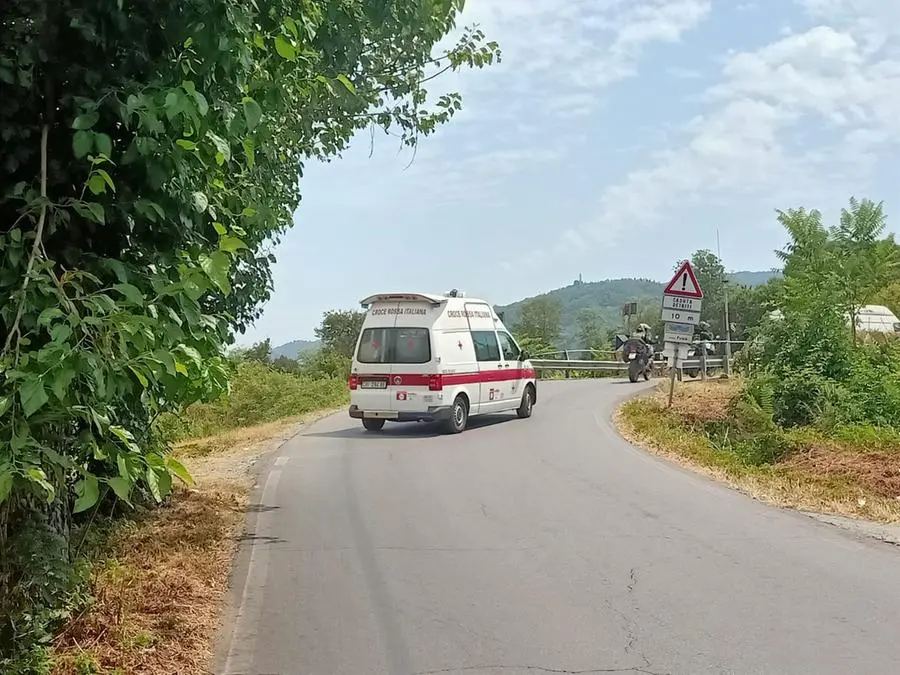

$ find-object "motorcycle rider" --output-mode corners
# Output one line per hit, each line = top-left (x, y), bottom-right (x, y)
(694, 320), (713, 344)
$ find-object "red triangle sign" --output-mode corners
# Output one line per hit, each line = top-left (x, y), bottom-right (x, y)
(663, 261), (703, 298)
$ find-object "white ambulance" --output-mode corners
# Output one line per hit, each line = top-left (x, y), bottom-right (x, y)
(348, 291), (537, 433)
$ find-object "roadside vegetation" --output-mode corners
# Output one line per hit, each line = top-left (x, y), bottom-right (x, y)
(620, 198), (900, 523)
(0, 1), (498, 672)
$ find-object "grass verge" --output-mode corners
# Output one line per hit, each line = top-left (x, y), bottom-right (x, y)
(49, 405), (343, 675)
(616, 379), (900, 524)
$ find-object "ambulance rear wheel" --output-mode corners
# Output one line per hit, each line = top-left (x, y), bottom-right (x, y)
(516, 385), (535, 419)
(362, 418), (385, 432)
(444, 396), (468, 434)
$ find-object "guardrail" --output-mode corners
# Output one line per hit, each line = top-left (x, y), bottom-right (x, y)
(530, 357), (728, 377)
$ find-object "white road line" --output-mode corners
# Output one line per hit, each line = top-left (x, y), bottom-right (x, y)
(221, 466), (283, 674)
(274, 456), (289, 466)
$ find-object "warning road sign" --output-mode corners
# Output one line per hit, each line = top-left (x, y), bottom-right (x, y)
(663, 261), (703, 299)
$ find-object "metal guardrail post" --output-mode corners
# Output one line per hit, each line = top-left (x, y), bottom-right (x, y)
(700, 349), (707, 380)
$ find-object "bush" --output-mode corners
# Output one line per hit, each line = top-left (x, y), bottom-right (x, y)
(298, 347), (352, 380)
(702, 380), (793, 466)
(157, 361), (348, 440)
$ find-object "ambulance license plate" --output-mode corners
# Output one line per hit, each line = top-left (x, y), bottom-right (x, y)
(361, 380), (387, 389)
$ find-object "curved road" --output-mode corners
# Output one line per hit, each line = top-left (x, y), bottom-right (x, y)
(217, 380), (900, 675)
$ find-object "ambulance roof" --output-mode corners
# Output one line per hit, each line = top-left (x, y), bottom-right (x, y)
(359, 292), (490, 307)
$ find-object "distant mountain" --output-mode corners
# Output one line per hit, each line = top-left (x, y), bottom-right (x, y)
(496, 278), (664, 344)
(272, 339), (320, 359)
(729, 270), (782, 286)
(496, 271), (780, 344)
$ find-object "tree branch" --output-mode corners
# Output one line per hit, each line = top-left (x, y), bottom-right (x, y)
(4, 124), (49, 353)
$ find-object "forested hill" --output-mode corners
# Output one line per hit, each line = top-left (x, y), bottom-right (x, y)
(495, 271), (780, 342)
(271, 339), (320, 359)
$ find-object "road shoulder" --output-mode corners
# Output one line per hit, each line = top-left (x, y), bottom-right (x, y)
(50, 407), (342, 675)
(614, 380), (900, 534)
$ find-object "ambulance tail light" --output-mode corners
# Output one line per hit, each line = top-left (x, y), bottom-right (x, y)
(348, 374), (359, 390)
(428, 374), (443, 391)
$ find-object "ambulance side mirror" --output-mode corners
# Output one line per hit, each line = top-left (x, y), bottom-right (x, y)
(519, 349), (530, 362)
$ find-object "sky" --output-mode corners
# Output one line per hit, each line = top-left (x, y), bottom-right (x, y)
(242, 0), (900, 346)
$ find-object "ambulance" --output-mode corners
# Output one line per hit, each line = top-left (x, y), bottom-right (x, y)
(348, 291), (537, 433)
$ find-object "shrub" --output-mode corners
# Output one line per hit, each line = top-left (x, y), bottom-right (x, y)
(702, 380), (793, 466)
(298, 347), (352, 381)
(157, 361), (348, 440)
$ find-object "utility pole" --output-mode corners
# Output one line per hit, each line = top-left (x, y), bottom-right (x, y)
(717, 229), (732, 376)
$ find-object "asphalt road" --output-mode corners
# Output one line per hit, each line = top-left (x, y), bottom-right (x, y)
(216, 380), (900, 675)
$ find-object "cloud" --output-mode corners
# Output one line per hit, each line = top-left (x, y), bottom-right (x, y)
(456, 0), (712, 112)
(407, 0), (712, 204)
(510, 1), (900, 267)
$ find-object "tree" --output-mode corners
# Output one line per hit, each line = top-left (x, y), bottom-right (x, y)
(830, 199), (899, 341)
(244, 339), (273, 364)
(514, 297), (562, 348)
(575, 309), (606, 351)
(774, 199), (899, 341)
(677, 250), (728, 337)
(0, 0), (498, 663)
(314, 309), (365, 358)
(271, 355), (301, 374)
(871, 280), (900, 318)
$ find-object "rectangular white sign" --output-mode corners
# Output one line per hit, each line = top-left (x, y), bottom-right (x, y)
(663, 320), (695, 344)
(663, 343), (690, 363)
(662, 295), (702, 313)
(661, 308), (701, 324)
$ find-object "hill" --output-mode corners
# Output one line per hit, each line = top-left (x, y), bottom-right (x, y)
(729, 270), (781, 286)
(272, 339), (320, 359)
(495, 271), (780, 344)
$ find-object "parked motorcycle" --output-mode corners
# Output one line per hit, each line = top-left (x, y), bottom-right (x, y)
(685, 341), (715, 379)
(622, 337), (653, 383)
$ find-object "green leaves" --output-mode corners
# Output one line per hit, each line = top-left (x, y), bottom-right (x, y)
(73, 130), (93, 158)
(73, 199), (105, 224)
(192, 191), (209, 212)
(166, 457), (193, 486)
(87, 169), (115, 195)
(27, 467), (55, 502)
(73, 474), (100, 513)
(200, 251), (231, 295)
(107, 476), (131, 502)
(37, 307), (64, 326)
(208, 132), (231, 165)
(95, 133), (113, 157)
(0, 469), (12, 503)
(146, 463), (172, 502)
(19, 379), (49, 418)
(336, 75), (356, 94)
(219, 234), (247, 253)
(72, 111), (99, 130)
(274, 36), (296, 61)
(242, 97), (262, 130)
(113, 283), (144, 306)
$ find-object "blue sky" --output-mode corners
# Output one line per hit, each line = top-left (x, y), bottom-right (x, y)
(242, 0), (900, 346)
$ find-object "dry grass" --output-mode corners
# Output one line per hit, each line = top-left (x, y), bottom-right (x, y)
(50, 407), (341, 675)
(616, 380), (900, 525)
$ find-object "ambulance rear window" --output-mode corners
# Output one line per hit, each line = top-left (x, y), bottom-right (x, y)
(357, 327), (431, 364)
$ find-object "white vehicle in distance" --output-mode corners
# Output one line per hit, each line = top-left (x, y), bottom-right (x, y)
(348, 290), (537, 434)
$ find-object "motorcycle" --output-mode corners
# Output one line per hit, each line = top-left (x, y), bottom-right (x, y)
(685, 341), (715, 379)
(622, 337), (653, 383)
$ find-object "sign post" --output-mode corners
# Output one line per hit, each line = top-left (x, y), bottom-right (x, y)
(661, 261), (703, 406)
